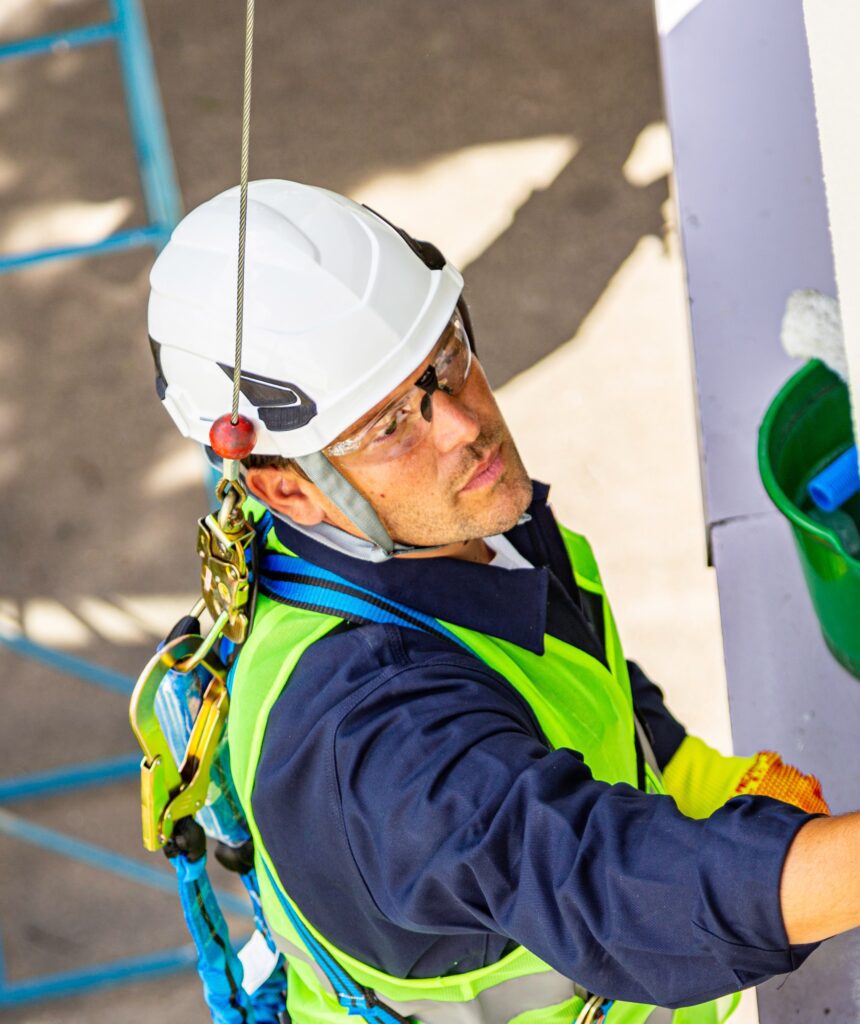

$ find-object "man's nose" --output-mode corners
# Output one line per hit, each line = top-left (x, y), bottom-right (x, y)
(429, 390), (481, 452)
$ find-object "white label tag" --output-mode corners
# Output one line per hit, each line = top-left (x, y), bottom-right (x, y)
(239, 929), (280, 995)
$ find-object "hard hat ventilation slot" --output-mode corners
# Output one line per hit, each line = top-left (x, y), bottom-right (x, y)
(217, 363), (317, 430)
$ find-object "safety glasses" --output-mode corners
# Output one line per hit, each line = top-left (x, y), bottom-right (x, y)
(325, 312), (473, 465)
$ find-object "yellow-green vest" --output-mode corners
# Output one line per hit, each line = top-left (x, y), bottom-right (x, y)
(228, 523), (740, 1024)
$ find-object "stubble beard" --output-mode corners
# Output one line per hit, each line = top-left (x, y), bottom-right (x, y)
(383, 426), (534, 547)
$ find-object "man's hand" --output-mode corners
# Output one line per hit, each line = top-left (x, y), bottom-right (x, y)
(781, 812), (860, 944)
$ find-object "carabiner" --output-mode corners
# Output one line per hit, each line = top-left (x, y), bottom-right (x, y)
(130, 634), (230, 849)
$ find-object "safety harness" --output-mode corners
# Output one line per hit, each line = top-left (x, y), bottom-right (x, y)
(131, 503), (667, 1023)
(130, 507), (492, 1024)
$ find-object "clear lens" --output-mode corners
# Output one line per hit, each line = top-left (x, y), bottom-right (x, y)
(326, 314), (472, 464)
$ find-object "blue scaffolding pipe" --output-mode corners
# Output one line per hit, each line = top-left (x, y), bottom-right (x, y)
(0, 810), (252, 919)
(0, 944), (199, 1007)
(0, 0), (181, 275)
(0, 225), (165, 275)
(0, 21), (118, 62)
(0, 632), (135, 696)
(0, 0), (193, 1009)
(0, 754), (141, 804)
(111, 0), (182, 234)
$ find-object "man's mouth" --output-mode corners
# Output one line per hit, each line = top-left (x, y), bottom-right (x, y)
(460, 445), (504, 492)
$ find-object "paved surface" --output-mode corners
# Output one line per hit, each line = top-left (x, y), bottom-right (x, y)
(0, 1), (754, 1021)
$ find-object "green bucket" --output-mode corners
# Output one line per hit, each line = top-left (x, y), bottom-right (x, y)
(759, 359), (860, 677)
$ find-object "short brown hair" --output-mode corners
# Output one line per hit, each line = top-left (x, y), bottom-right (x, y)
(241, 453), (309, 480)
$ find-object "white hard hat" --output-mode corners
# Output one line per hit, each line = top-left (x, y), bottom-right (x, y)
(148, 179), (464, 459)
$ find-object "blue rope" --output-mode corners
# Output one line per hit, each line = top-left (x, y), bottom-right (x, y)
(155, 620), (285, 1021)
(172, 853), (256, 1024)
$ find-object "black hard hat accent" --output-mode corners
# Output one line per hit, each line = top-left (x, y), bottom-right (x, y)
(217, 363), (317, 431)
(149, 336), (168, 400)
(456, 297), (477, 356)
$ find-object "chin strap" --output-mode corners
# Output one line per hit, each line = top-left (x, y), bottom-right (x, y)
(293, 451), (454, 559)
(294, 452), (395, 553)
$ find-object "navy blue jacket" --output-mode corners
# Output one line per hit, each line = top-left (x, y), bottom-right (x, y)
(252, 483), (817, 1008)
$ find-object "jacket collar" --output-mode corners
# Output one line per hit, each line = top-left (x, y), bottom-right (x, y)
(268, 482), (558, 655)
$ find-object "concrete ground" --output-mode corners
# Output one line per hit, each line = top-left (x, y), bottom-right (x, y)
(0, 1), (754, 1021)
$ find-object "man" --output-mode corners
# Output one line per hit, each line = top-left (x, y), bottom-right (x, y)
(148, 180), (851, 1024)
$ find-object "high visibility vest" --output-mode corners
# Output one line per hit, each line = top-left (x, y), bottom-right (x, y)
(228, 523), (740, 1024)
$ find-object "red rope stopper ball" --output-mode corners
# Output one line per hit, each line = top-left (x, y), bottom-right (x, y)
(209, 414), (257, 460)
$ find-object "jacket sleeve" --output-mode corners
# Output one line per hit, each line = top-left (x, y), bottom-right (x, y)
(337, 650), (819, 1009)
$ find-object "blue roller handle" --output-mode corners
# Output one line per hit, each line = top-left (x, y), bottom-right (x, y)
(808, 446), (860, 512)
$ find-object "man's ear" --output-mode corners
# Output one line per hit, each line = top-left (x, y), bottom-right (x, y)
(244, 465), (327, 526)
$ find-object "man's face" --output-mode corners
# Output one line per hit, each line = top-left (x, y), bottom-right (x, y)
(324, 329), (533, 548)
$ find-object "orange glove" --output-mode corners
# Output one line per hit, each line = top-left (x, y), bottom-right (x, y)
(734, 751), (830, 815)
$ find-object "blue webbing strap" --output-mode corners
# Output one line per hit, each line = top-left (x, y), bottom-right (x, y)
(260, 860), (408, 1023)
(250, 512), (429, 1021)
(241, 869), (277, 953)
(256, 514), (467, 653)
(239, 870), (288, 1022)
(168, 840), (287, 1024)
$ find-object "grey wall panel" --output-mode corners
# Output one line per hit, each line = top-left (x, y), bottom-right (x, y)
(711, 514), (860, 816)
(659, 0), (835, 528)
(657, 3), (860, 1019)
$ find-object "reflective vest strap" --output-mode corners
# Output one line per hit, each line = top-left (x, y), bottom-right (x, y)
(271, 920), (585, 1024)
(647, 1010), (673, 1024)
(259, 859), (411, 1024)
(555, 525), (602, 592)
(632, 714), (663, 791)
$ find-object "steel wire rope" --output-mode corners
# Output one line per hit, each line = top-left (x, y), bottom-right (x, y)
(232, 0), (255, 425)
